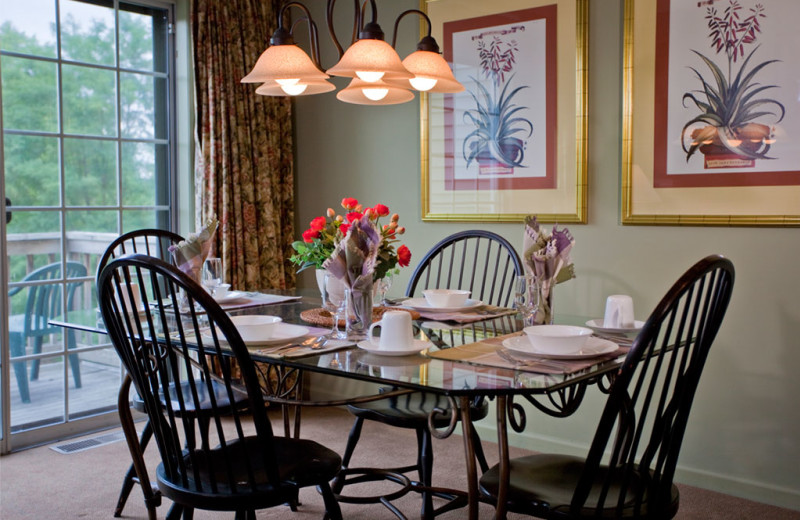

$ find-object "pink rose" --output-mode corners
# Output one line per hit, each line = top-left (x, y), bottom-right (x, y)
(302, 228), (320, 243)
(346, 211), (363, 222)
(397, 245), (411, 267)
(373, 204), (390, 217)
(341, 197), (359, 210)
(309, 216), (326, 231)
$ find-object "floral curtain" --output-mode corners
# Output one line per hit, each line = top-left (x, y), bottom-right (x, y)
(192, 0), (295, 291)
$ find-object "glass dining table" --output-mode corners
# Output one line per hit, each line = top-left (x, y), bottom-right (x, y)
(53, 289), (631, 520)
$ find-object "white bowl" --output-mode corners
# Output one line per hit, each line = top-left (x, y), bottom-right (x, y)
(422, 289), (471, 308)
(230, 315), (282, 342)
(523, 325), (594, 355)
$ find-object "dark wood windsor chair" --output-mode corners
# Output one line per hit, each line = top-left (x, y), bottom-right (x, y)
(98, 253), (343, 520)
(332, 230), (524, 519)
(479, 254), (735, 519)
(98, 229), (248, 520)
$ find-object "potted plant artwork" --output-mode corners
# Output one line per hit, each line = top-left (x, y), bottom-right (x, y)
(681, 0), (785, 169)
(462, 35), (533, 175)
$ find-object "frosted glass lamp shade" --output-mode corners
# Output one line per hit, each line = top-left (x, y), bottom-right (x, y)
(326, 39), (413, 81)
(255, 79), (336, 96)
(336, 78), (414, 105)
(387, 50), (464, 93)
(241, 44), (328, 83)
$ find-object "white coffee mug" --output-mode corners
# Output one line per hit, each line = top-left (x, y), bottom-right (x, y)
(368, 310), (414, 350)
(603, 295), (635, 329)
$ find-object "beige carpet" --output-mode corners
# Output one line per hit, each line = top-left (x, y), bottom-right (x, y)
(0, 406), (796, 519)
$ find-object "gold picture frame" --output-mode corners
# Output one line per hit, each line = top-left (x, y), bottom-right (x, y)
(622, 0), (800, 226)
(421, 0), (588, 223)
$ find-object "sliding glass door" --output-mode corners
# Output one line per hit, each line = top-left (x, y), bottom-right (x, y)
(0, 0), (176, 451)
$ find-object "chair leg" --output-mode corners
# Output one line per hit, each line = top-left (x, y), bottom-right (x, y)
(9, 336), (31, 403)
(29, 336), (43, 381)
(418, 428), (435, 520)
(469, 423), (489, 474)
(319, 482), (343, 520)
(67, 328), (81, 388)
(115, 419), (155, 517)
(331, 416), (365, 494)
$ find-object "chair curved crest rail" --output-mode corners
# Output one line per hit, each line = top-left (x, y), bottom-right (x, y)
(98, 228), (251, 520)
(8, 261), (86, 403)
(98, 253), (343, 520)
(333, 230), (524, 519)
(480, 255), (736, 519)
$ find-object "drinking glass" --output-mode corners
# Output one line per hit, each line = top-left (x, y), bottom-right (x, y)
(375, 272), (394, 306)
(202, 257), (223, 294)
(514, 274), (541, 327)
(322, 272), (347, 339)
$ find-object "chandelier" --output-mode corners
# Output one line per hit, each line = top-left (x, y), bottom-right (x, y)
(241, 0), (464, 105)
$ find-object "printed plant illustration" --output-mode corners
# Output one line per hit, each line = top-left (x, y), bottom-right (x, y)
(681, 0), (785, 168)
(462, 35), (533, 174)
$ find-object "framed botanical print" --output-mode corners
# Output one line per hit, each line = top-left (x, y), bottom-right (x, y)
(421, 0), (588, 223)
(623, 0), (800, 226)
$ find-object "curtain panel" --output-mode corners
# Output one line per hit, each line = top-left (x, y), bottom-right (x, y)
(192, 0), (295, 291)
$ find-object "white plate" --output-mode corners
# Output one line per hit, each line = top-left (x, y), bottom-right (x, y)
(203, 323), (310, 348)
(584, 319), (645, 334)
(214, 291), (249, 304)
(502, 335), (621, 360)
(403, 298), (484, 313)
(356, 339), (431, 357)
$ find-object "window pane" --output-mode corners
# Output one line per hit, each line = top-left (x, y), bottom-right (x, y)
(65, 209), (118, 235)
(0, 0), (57, 57)
(120, 2), (169, 73)
(4, 134), (60, 207)
(62, 64), (117, 136)
(60, 0), (115, 67)
(120, 73), (163, 139)
(0, 56), (58, 132)
(123, 209), (168, 232)
(64, 138), (117, 206)
(122, 141), (168, 206)
(6, 211), (62, 284)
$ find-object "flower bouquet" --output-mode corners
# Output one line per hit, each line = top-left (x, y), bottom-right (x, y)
(522, 215), (575, 324)
(290, 197), (411, 282)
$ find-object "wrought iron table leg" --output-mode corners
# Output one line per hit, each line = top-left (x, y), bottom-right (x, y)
(495, 395), (510, 520)
(459, 396), (479, 520)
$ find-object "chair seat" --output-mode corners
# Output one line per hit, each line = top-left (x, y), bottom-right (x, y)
(160, 379), (248, 414)
(347, 391), (489, 429)
(158, 436), (342, 511)
(479, 454), (680, 519)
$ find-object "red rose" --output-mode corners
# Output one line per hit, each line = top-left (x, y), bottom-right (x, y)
(309, 216), (326, 231)
(338, 223), (350, 236)
(346, 211), (363, 222)
(302, 228), (320, 243)
(341, 197), (359, 210)
(372, 204), (390, 217)
(397, 244), (411, 267)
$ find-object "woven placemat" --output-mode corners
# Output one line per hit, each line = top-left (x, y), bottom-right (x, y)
(300, 306), (421, 328)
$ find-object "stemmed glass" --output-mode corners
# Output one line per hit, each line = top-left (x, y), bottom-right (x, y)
(202, 257), (222, 295)
(514, 274), (541, 327)
(375, 272), (394, 306)
(322, 272), (347, 339)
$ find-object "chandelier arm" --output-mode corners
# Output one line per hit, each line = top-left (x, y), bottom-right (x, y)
(324, 0), (356, 59)
(390, 9), (431, 49)
(278, 2), (323, 68)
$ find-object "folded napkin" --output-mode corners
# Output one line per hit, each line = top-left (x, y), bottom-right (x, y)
(522, 216), (576, 323)
(169, 217), (218, 282)
(414, 305), (517, 323)
(323, 217), (380, 292)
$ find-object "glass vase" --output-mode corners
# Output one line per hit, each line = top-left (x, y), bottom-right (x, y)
(345, 284), (373, 341)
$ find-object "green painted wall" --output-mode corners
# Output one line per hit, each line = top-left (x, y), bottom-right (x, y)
(293, 0), (800, 510)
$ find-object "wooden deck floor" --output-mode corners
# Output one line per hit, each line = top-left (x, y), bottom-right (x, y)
(6, 346), (123, 431)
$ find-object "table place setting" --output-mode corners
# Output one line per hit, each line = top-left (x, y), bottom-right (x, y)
(396, 289), (517, 323)
(427, 326), (630, 375)
(356, 310), (432, 357)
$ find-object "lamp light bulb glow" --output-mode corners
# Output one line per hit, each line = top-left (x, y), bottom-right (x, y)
(280, 83), (308, 95)
(356, 71), (385, 82)
(275, 78), (300, 86)
(362, 87), (388, 101)
(409, 76), (437, 91)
